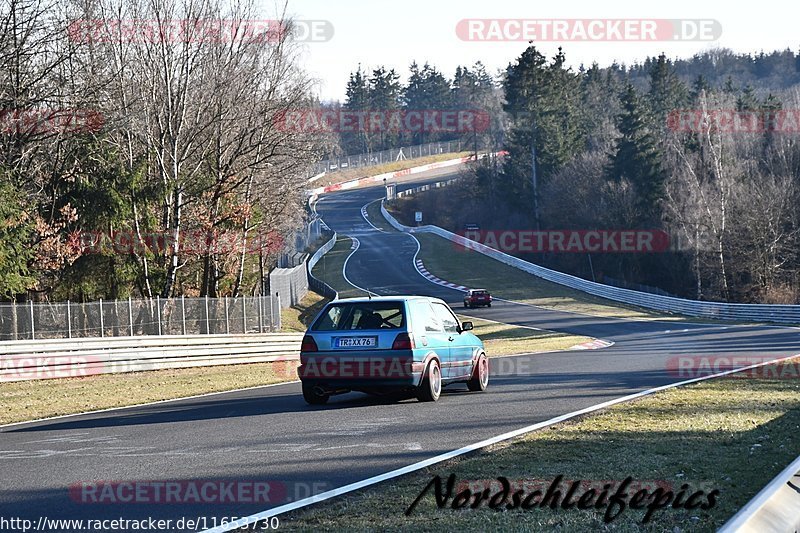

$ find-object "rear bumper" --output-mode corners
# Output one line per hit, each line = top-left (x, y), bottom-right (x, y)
(298, 353), (424, 387)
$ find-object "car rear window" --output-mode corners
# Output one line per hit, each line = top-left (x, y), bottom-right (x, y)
(473, 290), (489, 296)
(312, 301), (406, 331)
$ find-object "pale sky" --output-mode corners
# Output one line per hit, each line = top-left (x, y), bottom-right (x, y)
(267, 0), (799, 102)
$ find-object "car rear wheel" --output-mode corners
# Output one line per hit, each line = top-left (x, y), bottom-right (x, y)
(417, 360), (442, 402)
(467, 354), (489, 392)
(302, 382), (329, 405)
(463, 301), (468, 308)
(487, 303), (492, 307)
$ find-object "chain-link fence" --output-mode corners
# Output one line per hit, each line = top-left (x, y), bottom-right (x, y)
(310, 140), (467, 177)
(0, 295), (283, 341)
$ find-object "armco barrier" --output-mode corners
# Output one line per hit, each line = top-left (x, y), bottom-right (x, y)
(719, 454), (800, 533)
(0, 333), (303, 383)
(381, 202), (800, 325)
(307, 231), (339, 300)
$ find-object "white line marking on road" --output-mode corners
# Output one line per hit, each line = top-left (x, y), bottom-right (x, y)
(360, 200), (389, 233)
(200, 351), (800, 533)
(340, 237), (377, 297)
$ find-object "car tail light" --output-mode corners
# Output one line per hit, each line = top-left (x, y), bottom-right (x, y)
(301, 335), (318, 352)
(392, 332), (415, 350)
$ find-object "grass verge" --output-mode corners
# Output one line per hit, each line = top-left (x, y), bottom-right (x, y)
(462, 316), (589, 356)
(314, 152), (472, 189)
(310, 236), (364, 299)
(0, 360), (299, 426)
(281, 291), (330, 332)
(413, 232), (709, 322)
(364, 200), (397, 232)
(279, 364), (800, 532)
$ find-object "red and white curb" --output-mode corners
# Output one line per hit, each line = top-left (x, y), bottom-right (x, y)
(414, 259), (468, 292)
(569, 339), (615, 350)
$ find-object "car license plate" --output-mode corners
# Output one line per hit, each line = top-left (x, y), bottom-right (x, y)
(334, 336), (378, 348)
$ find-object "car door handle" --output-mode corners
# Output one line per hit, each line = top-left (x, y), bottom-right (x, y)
(448, 336), (454, 342)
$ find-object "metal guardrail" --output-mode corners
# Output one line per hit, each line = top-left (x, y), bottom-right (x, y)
(720, 454), (800, 532)
(0, 333), (303, 383)
(307, 232), (339, 300)
(381, 202), (800, 325)
(395, 177), (460, 198)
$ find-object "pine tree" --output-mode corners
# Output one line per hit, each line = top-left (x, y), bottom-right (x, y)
(452, 61), (499, 154)
(343, 66), (371, 153)
(736, 85), (759, 111)
(607, 84), (665, 223)
(502, 46), (585, 214)
(689, 74), (711, 102)
(722, 76), (737, 94)
(402, 63), (452, 144)
(367, 66), (401, 150)
(647, 53), (688, 129)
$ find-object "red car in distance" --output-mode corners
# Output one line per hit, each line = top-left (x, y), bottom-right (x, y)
(464, 289), (492, 308)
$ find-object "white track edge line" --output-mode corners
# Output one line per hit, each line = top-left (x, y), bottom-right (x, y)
(360, 200), (389, 233)
(340, 237), (376, 297)
(201, 351), (800, 533)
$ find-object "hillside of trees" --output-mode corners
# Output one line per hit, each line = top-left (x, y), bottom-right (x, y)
(340, 48), (800, 303)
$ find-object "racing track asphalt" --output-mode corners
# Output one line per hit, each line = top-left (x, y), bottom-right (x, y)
(1, 166), (799, 531)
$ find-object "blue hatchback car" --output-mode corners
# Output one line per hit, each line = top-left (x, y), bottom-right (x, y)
(298, 296), (489, 404)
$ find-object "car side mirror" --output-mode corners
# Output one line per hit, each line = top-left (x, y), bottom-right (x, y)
(460, 321), (473, 332)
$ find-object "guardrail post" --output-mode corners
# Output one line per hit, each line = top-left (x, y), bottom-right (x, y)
(258, 295), (264, 333)
(268, 293), (274, 332)
(242, 297), (247, 334)
(205, 295), (210, 334)
(128, 297), (134, 336)
(67, 300), (72, 338)
(276, 292), (281, 331)
(156, 296), (162, 335)
(181, 296), (186, 335)
(224, 296), (230, 334)
(99, 298), (104, 337)
(29, 300), (35, 340)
